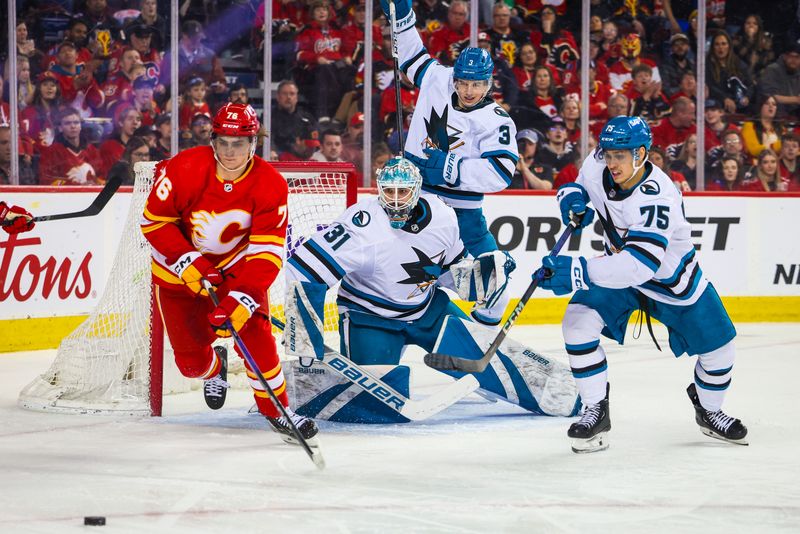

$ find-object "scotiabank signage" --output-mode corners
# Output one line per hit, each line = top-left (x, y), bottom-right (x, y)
(0, 190), (129, 319)
(481, 194), (799, 298)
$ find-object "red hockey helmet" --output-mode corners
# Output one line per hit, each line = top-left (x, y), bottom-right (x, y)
(212, 103), (260, 137)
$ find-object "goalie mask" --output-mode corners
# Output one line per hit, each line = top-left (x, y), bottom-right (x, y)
(376, 157), (423, 229)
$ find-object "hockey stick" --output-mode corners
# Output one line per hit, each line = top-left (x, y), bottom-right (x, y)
(1, 172), (122, 227)
(271, 316), (479, 421)
(388, 0), (406, 154)
(424, 222), (576, 373)
(202, 281), (325, 470)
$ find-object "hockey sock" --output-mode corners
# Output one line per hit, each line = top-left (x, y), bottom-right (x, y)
(248, 361), (289, 418)
(694, 340), (735, 412)
(563, 304), (608, 405)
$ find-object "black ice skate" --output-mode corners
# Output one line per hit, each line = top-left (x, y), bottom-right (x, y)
(203, 346), (230, 410)
(568, 383), (611, 454)
(267, 410), (320, 446)
(686, 383), (748, 445)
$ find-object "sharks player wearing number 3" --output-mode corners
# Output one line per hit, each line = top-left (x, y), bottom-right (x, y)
(538, 116), (747, 453)
(380, 0), (519, 326)
(140, 103), (318, 443)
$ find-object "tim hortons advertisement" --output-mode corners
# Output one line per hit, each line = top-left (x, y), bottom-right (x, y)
(0, 190), (130, 320)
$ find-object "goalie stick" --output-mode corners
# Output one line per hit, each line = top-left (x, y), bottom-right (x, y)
(424, 222), (576, 373)
(271, 317), (479, 421)
(203, 281), (326, 471)
(1, 172), (122, 227)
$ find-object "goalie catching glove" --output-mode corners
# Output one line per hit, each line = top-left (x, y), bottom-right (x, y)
(450, 251), (516, 309)
(208, 291), (258, 335)
(284, 280), (327, 363)
(170, 251), (223, 295)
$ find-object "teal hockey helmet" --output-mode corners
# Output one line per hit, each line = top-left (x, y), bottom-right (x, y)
(376, 157), (423, 229)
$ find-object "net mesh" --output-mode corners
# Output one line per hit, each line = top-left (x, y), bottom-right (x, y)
(18, 161), (351, 415)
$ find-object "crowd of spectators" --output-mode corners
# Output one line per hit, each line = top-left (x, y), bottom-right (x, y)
(1, 0), (800, 192)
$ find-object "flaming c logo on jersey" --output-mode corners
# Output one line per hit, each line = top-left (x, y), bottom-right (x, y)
(190, 209), (250, 255)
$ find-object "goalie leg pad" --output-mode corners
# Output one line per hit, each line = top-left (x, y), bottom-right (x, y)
(285, 280), (327, 360)
(432, 316), (580, 416)
(285, 358), (412, 423)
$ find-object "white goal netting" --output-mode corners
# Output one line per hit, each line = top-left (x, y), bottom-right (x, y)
(18, 161), (354, 415)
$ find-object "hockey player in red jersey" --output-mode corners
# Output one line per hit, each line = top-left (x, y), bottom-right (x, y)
(140, 102), (318, 443)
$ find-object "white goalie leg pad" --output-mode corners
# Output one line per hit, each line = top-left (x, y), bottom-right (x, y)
(433, 316), (580, 416)
(284, 280), (327, 361)
(284, 358), (413, 423)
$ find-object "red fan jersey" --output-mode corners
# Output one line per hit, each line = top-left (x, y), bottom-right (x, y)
(141, 146), (288, 299)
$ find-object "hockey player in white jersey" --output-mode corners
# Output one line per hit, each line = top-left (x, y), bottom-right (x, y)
(379, 0), (519, 326)
(537, 116), (748, 453)
(282, 158), (579, 423)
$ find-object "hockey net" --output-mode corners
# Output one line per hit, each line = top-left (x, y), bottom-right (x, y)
(18, 161), (357, 416)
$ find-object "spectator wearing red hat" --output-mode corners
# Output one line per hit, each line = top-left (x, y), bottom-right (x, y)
(379, 72), (418, 124)
(179, 77), (211, 131)
(278, 120), (320, 161)
(19, 72), (62, 153)
(428, 0), (470, 65)
(39, 107), (104, 185)
(99, 106), (143, 175)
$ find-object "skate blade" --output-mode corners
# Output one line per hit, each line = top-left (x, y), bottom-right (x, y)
(275, 431), (321, 449)
(700, 428), (749, 446)
(571, 432), (609, 454)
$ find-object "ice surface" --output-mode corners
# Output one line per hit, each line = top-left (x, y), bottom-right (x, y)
(1, 324), (798, 533)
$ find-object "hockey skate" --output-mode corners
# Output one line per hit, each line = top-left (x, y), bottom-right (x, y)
(568, 384), (610, 454)
(203, 346), (230, 410)
(686, 383), (748, 445)
(267, 410), (320, 447)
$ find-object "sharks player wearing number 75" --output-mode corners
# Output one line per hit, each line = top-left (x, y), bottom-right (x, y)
(537, 116), (747, 453)
(140, 103), (318, 444)
(380, 0), (519, 326)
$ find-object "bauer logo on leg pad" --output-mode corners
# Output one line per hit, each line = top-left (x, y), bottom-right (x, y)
(328, 357), (406, 411)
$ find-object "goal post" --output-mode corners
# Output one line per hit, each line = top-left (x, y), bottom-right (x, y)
(18, 161), (358, 416)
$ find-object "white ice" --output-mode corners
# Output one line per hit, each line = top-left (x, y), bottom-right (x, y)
(1, 323), (798, 534)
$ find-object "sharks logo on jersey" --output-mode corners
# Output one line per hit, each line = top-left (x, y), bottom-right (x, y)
(399, 247), (448, 297)
(423, 106), (464, 152)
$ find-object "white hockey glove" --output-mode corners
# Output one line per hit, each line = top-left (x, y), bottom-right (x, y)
(450, 251), (516, 309)
(284, 280), (327, 362)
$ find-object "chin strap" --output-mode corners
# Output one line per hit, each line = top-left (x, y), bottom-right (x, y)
(212, 137), (257, 173)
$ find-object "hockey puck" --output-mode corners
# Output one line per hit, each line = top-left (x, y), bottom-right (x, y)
(84, 516), (106, 526)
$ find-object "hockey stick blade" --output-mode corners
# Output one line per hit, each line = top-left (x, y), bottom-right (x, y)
(2, 173), (124, 227)
(272, 317), (478, 421)
(204, 282), (325, 470)
(423, 223), (576, 374)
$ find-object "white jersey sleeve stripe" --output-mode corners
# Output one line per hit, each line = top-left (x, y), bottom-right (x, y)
(304, 239), (346, 279)
(287, 254), (327, 285)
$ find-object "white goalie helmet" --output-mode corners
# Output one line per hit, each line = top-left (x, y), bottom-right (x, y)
(376, 157), (423, 229)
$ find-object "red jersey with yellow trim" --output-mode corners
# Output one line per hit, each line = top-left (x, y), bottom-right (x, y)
(140, 146), (288, 300)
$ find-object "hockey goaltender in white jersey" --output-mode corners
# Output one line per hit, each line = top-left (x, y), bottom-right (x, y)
(282, 158), (579, 424)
